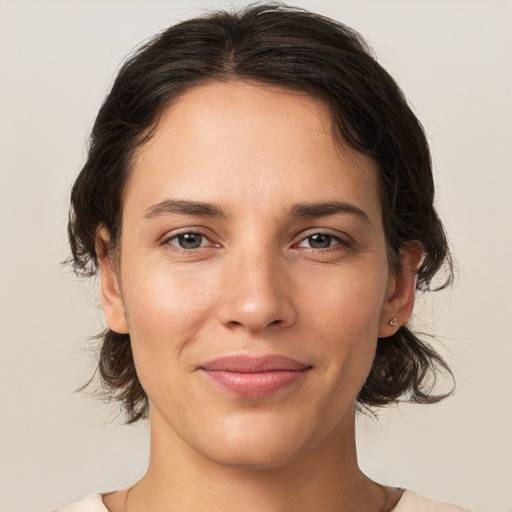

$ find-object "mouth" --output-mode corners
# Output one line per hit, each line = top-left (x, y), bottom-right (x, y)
(198, 355), (312, 399)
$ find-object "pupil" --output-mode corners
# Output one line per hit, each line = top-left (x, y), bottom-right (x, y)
(179, 233), (202, 249)
(309, 234), (331, 248)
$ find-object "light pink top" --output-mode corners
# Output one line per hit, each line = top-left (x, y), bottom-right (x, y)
(56, 490), (471, 511)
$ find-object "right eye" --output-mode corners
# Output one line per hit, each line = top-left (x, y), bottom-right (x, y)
(166, 232), (212, 250)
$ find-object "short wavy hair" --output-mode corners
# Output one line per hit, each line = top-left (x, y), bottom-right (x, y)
(68, 3), (454, 423)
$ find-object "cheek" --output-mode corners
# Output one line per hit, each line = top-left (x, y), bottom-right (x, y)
(302, 262), (387, 382)
(304, 260), (387, 335)
(120, 259), (219, 376)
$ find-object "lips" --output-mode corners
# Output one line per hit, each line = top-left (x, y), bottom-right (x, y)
(199, 355), (312, 398)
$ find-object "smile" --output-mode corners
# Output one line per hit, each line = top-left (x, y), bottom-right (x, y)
(199, 355), (312, 399)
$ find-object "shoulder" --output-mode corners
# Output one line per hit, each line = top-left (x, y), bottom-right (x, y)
(394, 490), (471, 512)
(52, 494), (108, 512)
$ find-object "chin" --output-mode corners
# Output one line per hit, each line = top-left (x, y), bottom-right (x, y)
(194, 413), (324, 471)
(205, 439), (308, 471)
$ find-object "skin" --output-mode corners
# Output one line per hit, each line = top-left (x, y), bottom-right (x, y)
(98, 81), (420, 512)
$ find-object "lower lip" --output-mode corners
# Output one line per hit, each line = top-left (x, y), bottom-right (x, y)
(200, 368), (310, 398)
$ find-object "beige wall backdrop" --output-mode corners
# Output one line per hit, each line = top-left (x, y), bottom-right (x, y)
(1, 1), (511, 511)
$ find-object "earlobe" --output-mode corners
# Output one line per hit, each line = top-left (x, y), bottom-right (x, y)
(96, 227), (129, 334)
(378, 244), (424, 338)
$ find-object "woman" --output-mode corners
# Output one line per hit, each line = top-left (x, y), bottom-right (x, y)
(60, 4), (468, 511)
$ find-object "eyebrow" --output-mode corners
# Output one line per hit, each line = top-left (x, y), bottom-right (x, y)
(144, 199), (226, 219)
(289, 201), (371, 224)
(143, 199), (370, 224)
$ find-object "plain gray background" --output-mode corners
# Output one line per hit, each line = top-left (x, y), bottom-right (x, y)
(1, 1), (511, 511)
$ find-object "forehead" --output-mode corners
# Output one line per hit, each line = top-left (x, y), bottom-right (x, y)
(126, 80), (382, 223)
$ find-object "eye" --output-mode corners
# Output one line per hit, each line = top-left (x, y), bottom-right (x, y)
(167, 232), (211, 249)
(296, 233), (346, 249)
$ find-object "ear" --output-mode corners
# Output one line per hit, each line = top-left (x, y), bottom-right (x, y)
(96, 227), (129, 334)
(378, 243), (424, 338)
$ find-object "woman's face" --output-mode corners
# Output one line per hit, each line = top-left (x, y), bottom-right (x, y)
(100, 81), (413, 469)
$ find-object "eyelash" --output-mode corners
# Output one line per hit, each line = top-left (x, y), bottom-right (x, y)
(295, 232), (351, 251)
(162, 229), (352, 253)
(163, 230), (220, 253)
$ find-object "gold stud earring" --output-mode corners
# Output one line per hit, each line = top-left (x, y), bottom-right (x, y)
(389, 318), (397, 326)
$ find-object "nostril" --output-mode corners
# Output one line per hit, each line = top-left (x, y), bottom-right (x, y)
(227, 318), (283, 330)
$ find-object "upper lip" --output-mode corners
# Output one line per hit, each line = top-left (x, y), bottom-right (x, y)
(199, 355), (311, 373)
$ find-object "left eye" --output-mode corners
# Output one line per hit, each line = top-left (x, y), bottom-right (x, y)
(297, 233), (343, 249)
(167, 232), (210, 249)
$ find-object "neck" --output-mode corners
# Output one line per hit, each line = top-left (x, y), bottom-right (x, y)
(125, 405), (388, 512)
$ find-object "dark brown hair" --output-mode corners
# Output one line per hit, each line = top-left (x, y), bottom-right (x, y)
(69, 2), (454, 423)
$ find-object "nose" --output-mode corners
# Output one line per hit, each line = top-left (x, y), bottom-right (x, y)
(216, 248), (297, 333)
